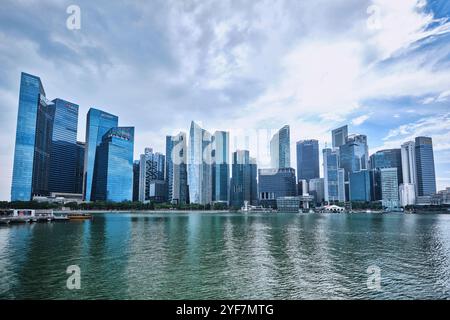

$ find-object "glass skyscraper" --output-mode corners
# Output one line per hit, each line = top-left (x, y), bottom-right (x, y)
(270, 125), (290, 169)
(92, 127), (134, 202)
(296, 139), (319, 181)
(369, 148), (403, 185)
(84, 108), (119, 201)
(339, 134), (369, 181)
(349, 170), (371, 202)
(75, 141), (85, 195)
(138, 148), (165, 202)
(133, 160), (140, 202)
(166, 132), (188, 205)
(48, 99), (80, 194)
(380, 168), (399, 209)
(212, 131), (230, 204)
(188, 121), (212, 205)
(323, 148), (345, 203)
(11, 73), (47, 201)
(415, 136), (436, 196)
(258, 168), (297, 208)
(230, 150), (257, 208)
(332, 125), (348, 149)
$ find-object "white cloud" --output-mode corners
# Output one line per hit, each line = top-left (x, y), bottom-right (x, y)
(352, 114), (371, 126)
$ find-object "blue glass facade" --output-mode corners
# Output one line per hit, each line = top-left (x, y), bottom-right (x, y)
(369, 148), (403, 185)
(349, 170), (371, 202)
(339, 134), (369, 181)
(415, 136), (436, 196)
(92, 127), (134, 202)
(48, 99), (79, 194)
(212, 131), (229, 203)
(296, 139), (319, 181)
(230, 150), (257, 207)
(84, 108), (118, 201)
(11, 73), (46, 201)
(166, 133), (188, 205)
(323, 148), (345, 202)
(258, 167), (296, 208)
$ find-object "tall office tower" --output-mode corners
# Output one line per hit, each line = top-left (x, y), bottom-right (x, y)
(380, 168), (399, 209)
(323, 148), (345, 203)
(75, 141), (85, 194)
(188, 121), (213, 205)
(298, 179), (309, 196)
(332, 125), (348, 149)
(400, 141), (417, 205)
(11, 73), (48, 200)
(212, 131), (230, 204)
(369, 169), (382, 201)
(133, 160), (140, 202)
(270, 125), (290, 169)
(415, 136), (437, 196)
(48, 99), (80, 194)
(166, 132), (188, 205)
(308, 178), (325, 206)
(339, 134), (369, 181)
(296, 139), (320, 181)
(84, 108), (118, 201)
(369, 148), (403, 185)
(138, 148), (165, 202)
(229, 150), (257, 208)
(258, 168), (297, 208)
(92, 127), (134, 202)
(349, 170), (371, 202)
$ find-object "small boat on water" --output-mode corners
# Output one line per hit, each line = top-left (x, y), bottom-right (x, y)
(67, 213), (93, 220)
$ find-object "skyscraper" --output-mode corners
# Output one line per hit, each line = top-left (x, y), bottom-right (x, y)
(84, 108), (118, 201)
(75, 141), (85, 195)
(369, 148), (403, 185)
(349, 170), (371, 202)
(400, 141), (417, 205)
(258, 168), (297, 208)
(212, 131), (230, 204)
(166, 132), (188, 205)
(138, 148), (165, 202)
(270, 125), (290, 169)
(323, 148), (345, 203)
(188, 121), (213, 205)
(339, 134), (369, 181)
(308, 178), (325, 206)
(380, 168), (399, 209)
(296, 139), (320, 182)
(415, 136), (437, 196)
(11, 73), (47, 201)
(48, 99), (80, 194)
(332, 125), (348, 149)
(133, 160), (140, 202)
(92, 127), (134, 202)
(229, 150), (257, 208)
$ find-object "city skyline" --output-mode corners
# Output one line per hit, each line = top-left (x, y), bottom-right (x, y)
(1, 1), (450, 200)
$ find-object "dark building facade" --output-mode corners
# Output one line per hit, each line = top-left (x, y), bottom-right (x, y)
(415, 136), (437, 196)
(258, 167), (297, 208)
(369, 148), (403, 186)
(296, 139), (320, 181)
(230, 150), (257, 208)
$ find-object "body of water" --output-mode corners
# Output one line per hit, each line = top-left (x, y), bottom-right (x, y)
(1, 212), (450, 299)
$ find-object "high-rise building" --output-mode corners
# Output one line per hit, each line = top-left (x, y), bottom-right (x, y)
(298, 179), (308, 196)
(380, 168), (399, 209)
(332, 125), (348, 149)
(258, 168), (296, 208)
(369, 169), (382, 201)
(339, 134), (369, 181)
(415, 136), (436, 196)
(296, 139), (319, 181)
(138, 148), (165, 202)
(212, 131), (230, 204)
(401, 141), (417, 185)
(399, 183), (415, 207)
(84, 108), (118, 201)
(11, 73), (80, 201)
(323, 148), (345, 203)
(188, 121), (213, 205)
(75, 141), (85, 195)
(230, 150), (257, 208)
(11, 73), (48, 200)
(133, 160), (140, 202)
(349, 170), (371, 202)
(166, 132), (188, 205)
(48, 99), (80, 194)
(369, 149), (403, 185)
(92, 127), (134, 202)
(308, 178), (325, 206)
(270, 125), (290, 169)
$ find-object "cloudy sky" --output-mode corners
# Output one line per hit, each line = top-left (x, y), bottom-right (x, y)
(0, 0), (450, 200)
